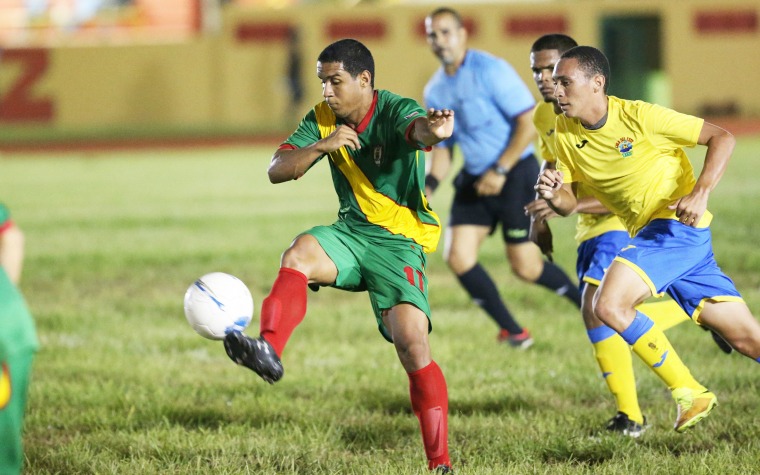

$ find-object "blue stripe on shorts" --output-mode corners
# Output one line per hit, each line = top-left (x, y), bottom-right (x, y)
(576, 231), (630, 293)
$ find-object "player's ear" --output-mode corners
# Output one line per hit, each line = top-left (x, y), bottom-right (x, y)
(594, 74), (606, 94)
(359, 70), (372, 88)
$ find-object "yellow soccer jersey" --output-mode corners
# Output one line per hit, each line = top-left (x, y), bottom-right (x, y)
(533, 101), (559, 162)
(533, 101), (626, 242)
(555, 96), (710, 237)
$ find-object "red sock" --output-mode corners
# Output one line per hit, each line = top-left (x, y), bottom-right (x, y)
(408, 361), (450, 470)
(259, 268), (308, 357)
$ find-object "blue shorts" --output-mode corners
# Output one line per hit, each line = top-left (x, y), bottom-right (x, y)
(615, 219), (743, 320)
(576, 230), (630, 293)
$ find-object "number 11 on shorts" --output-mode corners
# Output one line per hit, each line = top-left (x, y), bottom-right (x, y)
(403, 266), (424, 291)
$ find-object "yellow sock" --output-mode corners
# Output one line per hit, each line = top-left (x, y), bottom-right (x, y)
(592, 331), (643, 424)
(636, 299), (689, 332)
(628, 320), (705, 392)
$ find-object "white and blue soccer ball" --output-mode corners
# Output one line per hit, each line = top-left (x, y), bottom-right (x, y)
(183, 272), (254, 340)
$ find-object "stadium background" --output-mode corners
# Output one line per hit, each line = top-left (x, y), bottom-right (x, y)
(3, 3), (760, 473)
(0, 0), (759, 149)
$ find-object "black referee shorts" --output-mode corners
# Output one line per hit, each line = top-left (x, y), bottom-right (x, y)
(448, 155), (539, 244)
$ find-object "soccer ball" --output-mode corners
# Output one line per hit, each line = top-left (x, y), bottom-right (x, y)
(183, 272), (254, 340)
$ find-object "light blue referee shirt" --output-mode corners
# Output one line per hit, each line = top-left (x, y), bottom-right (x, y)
(424, 49), (536, 176)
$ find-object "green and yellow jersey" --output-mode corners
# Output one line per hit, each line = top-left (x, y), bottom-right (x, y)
(554, 96), (708, 237)
(0, 205), (9, 232)
(282, 90), (441, 253)
(0, 203), (38, 475)
(0, 204), (37, 363)
(533, 101), (625, 243)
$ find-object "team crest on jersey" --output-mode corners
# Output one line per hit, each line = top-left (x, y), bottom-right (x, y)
(615, 137), (634, 158)
(373, 145), (384, 166)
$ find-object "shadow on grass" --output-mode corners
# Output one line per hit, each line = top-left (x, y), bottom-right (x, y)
(338, 418), (418, 451)
(352, 391), (540, 417)
(451, 394), (539, 416)
(160, 404), (292, 430)
(540, 443), (618, 467)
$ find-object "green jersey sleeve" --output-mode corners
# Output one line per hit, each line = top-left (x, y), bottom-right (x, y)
(283, 108), (322, 149)
(385, 94), (428, 150)
(0, 203), (10, 228)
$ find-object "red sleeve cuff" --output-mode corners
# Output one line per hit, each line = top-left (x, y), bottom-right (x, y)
(0, 219), (13, 234)
(278, 143), (297, 151)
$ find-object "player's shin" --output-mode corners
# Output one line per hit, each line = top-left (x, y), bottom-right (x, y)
(588, 326), (642, 424)
(259, 267), (308, 357)
(622, 311), (705, 392)
(408, 361), (450, 470)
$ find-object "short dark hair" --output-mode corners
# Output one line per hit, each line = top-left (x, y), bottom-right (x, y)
(427, 7), (463, 28)
(531, 34), (578, 55)
(318, 39), (375, 87)
(561, 45), (611, 93)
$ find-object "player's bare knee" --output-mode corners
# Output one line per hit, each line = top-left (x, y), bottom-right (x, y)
(592, 298), (624, 328)
(280, 247), (306, 269)
(510, 262), (541, 283)
(729, 335), (760, 359)
(280, 237), (317, 270)
(445, 251), (474, 275)
(395, 340), (431, 372)
(581, 305), (599, 329)
(729, 339), (753, 358)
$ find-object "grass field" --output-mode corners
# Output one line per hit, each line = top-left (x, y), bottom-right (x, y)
(2, 137), (760, 474)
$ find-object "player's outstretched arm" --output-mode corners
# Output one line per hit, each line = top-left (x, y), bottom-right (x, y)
(268, 125), (362, 183)
(411, 108), (455, 148)
(669, 121), (736, 226)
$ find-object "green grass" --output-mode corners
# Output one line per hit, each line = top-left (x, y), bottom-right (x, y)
(2, 138), (760, 474)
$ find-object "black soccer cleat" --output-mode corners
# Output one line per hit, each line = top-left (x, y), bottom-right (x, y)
(605, 411), (647, 438)
(709, 329), (733, 355)
(224, 331), (284, 384)
(432, 464), (454, 474)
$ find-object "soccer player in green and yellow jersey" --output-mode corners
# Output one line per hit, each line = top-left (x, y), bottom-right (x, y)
(536, 45), (760, 433)
(0, 204), (38, 475)
(223, 39), (454, 473)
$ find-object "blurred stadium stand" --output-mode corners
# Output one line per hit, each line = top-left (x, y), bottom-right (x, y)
(0, 0), (758, 151)
(0, 0), (201, 46)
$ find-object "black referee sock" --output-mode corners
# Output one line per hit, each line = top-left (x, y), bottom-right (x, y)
(457, 264), (524, 334)
(535, 261), (582, 308)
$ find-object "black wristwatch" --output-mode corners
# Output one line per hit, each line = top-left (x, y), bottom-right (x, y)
(492, 164), (510, 176)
